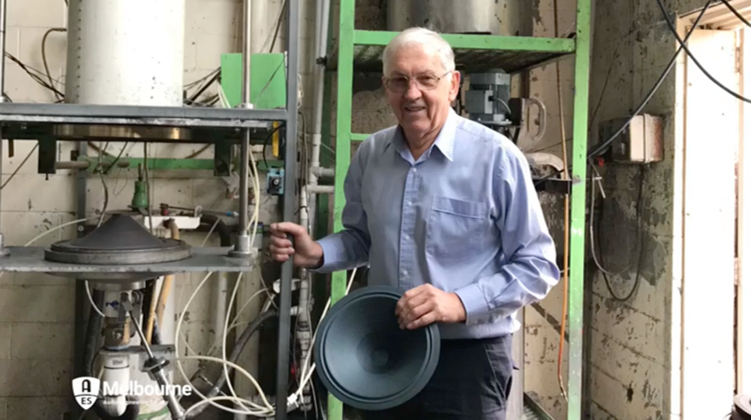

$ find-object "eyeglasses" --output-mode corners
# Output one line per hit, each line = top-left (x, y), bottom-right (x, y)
(383, 71), (452, 93)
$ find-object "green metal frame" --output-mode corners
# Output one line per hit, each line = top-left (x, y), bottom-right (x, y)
(322, 1), (591, 419)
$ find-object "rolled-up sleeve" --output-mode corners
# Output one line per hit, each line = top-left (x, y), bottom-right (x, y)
(454, 146), (560, 325)
(309, 143), (371, 273)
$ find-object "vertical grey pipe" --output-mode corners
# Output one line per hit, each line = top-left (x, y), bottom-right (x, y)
(277, 0), (299, 418)
(241, 0), (251, 106)
(238, 130), (250, 240)
(235, 0), (252, 251)
(0, 0), (7, 232)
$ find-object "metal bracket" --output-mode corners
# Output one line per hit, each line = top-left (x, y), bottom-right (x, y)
(37, 138), (57, 174)
(214, 140), (232, 176)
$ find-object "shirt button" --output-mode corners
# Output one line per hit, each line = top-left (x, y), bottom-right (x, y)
(401, 270), (408, 276)
(404, 234), (410, 240)
(407, 202), (413, 207)
(411, 168), (417, 173)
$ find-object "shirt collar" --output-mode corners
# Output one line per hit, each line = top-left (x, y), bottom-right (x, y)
(387, 108), (458, 163)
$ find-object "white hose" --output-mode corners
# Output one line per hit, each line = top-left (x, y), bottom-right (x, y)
(175, 272), (271, 416)
(292, 268), (359, 404)
(178, 356), (274, 417)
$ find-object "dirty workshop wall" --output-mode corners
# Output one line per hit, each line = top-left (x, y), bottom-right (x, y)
(515, 0), (577, 417)
(519, 0), (723, 419)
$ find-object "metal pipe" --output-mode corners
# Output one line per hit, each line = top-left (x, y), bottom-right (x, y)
(305, 0), (332, 237)
(277, 0), (299, 418)
(308, 185), (334, 194)
(214, 272), (229, 349)
(241, 0), (251, 106)
(72, 139), (89, 419)
(0, 0), (7, 235)
(55, 160), (131, 170)
(233, 0), (253, 257)
(310, 166), (334, 178)
(234, 130), (252, 254)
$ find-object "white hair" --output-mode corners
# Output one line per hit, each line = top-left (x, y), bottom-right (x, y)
(382, 27), (456, 74)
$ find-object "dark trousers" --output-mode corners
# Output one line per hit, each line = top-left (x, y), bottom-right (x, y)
(360, 334), (514, 420)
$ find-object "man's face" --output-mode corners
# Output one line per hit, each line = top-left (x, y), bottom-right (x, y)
(383, 44), (460, 137)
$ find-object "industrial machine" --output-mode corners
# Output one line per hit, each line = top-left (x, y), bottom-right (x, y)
(463, 69), (547, 145)
(0, 0), (301, 418)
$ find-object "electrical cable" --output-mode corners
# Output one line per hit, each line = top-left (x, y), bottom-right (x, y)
(268, 0), (288, 53)
(207, 134), (265, 410)
(185, 309), (279, 419)
(534, 0), (712, 186)
(175, 273), (272, 417)
(200, 287), (270, 358)
(104, 142), (129, 175)
(597, 167), (645, 302)
(180, 394), (270, 419)
(590, 0), (711, 157)
(0, 143), (38, 190)
(657, 0), (751, 104)
(24, 217), (98, 247)
(5, 52), (64, 97)
(589, 164), (630, 277)
(143, 143), (154, 234)
(96, 142), (110, 229)
(720, 0), (751, 27)
(18, 216), (106, 317)
(41, 27), (66, 102)
(292, 268), (359, 407)
(175, 272), (265, 417)
(552, 0), (570, 400)
(84, 280), (106, 318)
(185, 71), (220, 105)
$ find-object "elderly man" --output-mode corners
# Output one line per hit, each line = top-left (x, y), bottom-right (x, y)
(269, 27), (559, 419)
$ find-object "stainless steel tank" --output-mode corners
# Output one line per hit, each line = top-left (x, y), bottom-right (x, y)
(386, 0), (530, 36)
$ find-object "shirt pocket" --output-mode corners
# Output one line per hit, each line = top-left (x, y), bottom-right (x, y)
(426, 196), (492, 261)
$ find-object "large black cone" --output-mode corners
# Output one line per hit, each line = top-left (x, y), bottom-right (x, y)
(314, 285), (440, 411)
(45, 214), (191, 265)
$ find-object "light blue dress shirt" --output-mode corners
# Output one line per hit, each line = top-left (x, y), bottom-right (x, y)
(314, 109), (560, 340)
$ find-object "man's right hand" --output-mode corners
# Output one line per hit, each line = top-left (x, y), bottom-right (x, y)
(269, 222), (324, 268)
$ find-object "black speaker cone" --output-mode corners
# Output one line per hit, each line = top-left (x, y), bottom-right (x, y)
(314, 285), (441, 410)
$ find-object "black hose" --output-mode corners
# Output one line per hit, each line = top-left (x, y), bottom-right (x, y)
(83, 289), (105, 377)
(151, 321), (162, 346)
(185, 310), (279, 419)
(197, 215), (232, 247)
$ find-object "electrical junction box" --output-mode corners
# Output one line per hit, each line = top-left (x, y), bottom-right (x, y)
(267, 168), (284, 196)
(465, 89), (494, 115)
(600, 114), (664, 164)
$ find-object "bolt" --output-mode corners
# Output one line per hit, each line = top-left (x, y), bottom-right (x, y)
(77, 226), (84, 232)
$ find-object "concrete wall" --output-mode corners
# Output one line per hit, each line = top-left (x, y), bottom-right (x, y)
(516, 1), (577, 418)
(521, 1), (713, 419)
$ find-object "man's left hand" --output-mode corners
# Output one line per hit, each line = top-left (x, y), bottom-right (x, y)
(395, 284), (467, 330)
